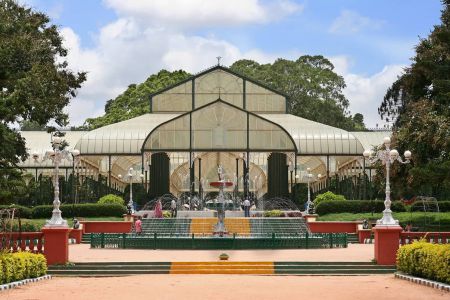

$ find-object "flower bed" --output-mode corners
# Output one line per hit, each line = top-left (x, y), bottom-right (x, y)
(0, 252), (47, 284)
(397, 241), (450, 284)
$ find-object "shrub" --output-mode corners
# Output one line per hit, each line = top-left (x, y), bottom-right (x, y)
(313, 191), (345, 207)
(263, 210), (284, 217)
(0, 252), (47, 284)
(397, 241), (450, 284)
(0, 205), (32, 219)
(316, 200), (406, 215)
(409, 201), (450, 212)
(98, 194), (125, 206)
(32, 203), (126, 218)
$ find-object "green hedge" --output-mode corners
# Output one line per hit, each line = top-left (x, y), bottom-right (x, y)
(316, 200), (406, 215)
(98, 194), (125, 206)
(32, 203), (126, 218)
(0, 205), (33, 219)
(0, 252), (47, 284)
(397, 241), (450, 284)
(409, 201), (450, 212)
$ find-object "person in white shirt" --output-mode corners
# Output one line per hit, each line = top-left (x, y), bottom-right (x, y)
(171, 199), (177, 218)
(243, 199), (251, 217)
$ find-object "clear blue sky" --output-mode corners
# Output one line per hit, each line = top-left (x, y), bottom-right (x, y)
(24, 0), (443, 127)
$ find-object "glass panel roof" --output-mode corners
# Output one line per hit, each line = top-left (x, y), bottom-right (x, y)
(143, 100), (296, 152)
(151, 66), (286, 113)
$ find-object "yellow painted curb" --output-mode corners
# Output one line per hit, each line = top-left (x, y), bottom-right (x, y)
(170, 261), (274, 274)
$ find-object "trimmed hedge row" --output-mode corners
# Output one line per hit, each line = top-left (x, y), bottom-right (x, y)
(316, 200), (406, 215)
(0, 205), (33, 219)
(1, 204), (126, 219)
(0, 252), (47, 284)
(32, 203), (126, 218)
(397, 241), (450, 284)
(410, 201), (450, 212)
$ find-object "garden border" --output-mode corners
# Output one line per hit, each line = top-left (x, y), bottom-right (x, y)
(395, 272), (450, 292)
(0, 275), (52, 292)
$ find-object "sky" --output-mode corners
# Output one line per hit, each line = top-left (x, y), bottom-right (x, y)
(23, 0), (443, 128)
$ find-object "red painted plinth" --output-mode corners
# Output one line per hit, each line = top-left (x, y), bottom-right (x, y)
(69, 228), (83, 244)
(357, 228), (372, 244)
(373, 226), (403, 265)
(41, 227), (71, 265)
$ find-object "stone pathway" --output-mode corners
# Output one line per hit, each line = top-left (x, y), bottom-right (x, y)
(69, 243), (374, 262)
(3, 275), (448, 300)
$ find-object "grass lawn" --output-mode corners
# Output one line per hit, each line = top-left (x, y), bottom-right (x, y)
(317, 212), (450, 231)
(13, 217), (123, 231)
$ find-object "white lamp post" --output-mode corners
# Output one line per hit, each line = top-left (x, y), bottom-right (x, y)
(363, 137), (411, 226)
(125, 168), (144, 213)
(39, 135), (80, 228)
(306, 168), (313, 213)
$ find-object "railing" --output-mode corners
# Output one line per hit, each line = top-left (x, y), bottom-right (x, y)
(400, 232), (450, 245)
(90, 232), (348, 250)
(0, 232), (44, 253)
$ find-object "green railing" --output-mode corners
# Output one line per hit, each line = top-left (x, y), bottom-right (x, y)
(90, 232), (348, 250)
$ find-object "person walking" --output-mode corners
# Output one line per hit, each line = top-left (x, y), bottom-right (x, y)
(171, 198), (177, 218)
(243, 198), (251, 217)
(135, 217), (142, 235)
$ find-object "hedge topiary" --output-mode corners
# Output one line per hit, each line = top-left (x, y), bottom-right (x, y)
(397, 241), (450, 284)
(0, 205), (32, 219)
(0, 252), (47, 284)
(31, 203), (126, 218)
(98, 194), (125, 206)
(313, 191), (346, 207)
(263, 210), (284, 217)
(316, 200), (406, 215)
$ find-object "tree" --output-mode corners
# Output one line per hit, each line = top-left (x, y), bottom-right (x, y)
(0, 0), (86, 168)
(378, 1), (450, 199)
(230, 56), (364, 130)
(85, 70), (191, 129)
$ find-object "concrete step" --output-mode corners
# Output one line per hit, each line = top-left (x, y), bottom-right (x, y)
(48, 261), (395, 276)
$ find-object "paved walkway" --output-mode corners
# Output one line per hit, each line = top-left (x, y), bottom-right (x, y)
(3, 275), (448, 300)
(69, 243), (374, 262)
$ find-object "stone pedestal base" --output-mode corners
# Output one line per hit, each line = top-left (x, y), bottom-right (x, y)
(373, 226), (403, 265)
(304, 214), (318, 222)
(41, 228), (71, 265)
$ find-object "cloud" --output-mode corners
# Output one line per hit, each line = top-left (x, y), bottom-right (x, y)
(329, 10), (385, 34)
(103, 0), (302, 28)
(60, 18), (300, 125)
(330, 56), (405, 128)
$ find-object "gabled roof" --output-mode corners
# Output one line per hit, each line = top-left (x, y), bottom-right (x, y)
(149, 65), (289, 99)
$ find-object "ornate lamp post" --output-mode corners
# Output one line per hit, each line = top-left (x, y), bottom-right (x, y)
(37, 135), (80, 228)
(125, 167), (144, 213)
(363, 137), (411, 226)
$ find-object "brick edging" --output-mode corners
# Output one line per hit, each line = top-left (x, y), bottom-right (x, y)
(0, 275), (52, 291)
(395, 272), (450, 292)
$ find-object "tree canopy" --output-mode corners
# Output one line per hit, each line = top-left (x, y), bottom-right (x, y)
(378, 0), (450, 199)
(230, 56), (364, 130)
(0, 0), (86, 168)
(87, 56), (365, 131)
(85, 70), (191, 129)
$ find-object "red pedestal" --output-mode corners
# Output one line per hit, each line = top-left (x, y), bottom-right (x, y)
(373, 226), (403, 265)
(69, 228), (83, 244)
(41, 227), (71, 265)
(357, 228), (372, 244)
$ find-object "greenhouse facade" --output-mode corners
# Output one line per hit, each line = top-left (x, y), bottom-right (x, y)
(19, 65), (390, 205)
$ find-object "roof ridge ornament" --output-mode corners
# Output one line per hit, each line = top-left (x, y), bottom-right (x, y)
(216, 56), (222, 66)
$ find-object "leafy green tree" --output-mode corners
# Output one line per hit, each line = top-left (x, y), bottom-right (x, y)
(0, 0), (86, 168)
(378, 0), (450, 199)
(85, 70), (191, 129)
(230, 56), (364, 130)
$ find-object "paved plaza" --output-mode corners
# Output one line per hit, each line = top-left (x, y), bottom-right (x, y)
(69, 243), (374, 262)
(3, 274), (448, 300)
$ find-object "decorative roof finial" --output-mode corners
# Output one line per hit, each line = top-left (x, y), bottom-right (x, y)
(216, 56), (222, 66)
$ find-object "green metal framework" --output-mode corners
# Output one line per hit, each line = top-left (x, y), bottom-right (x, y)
(90, 232), (348, 250)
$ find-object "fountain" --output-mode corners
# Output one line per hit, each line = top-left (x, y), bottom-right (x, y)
(209, 165), (233, 236)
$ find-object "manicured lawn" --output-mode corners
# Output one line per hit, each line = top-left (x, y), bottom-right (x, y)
(317, 212), (450, 231)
